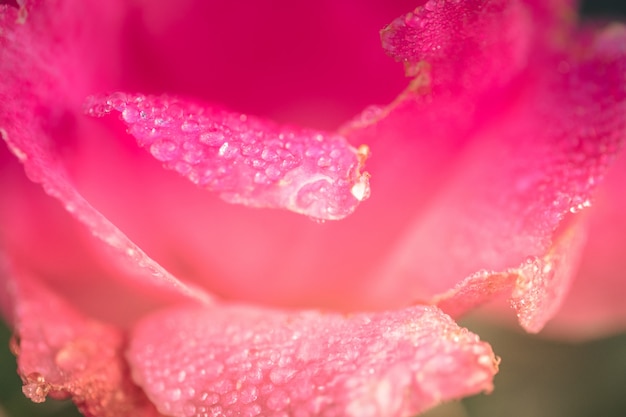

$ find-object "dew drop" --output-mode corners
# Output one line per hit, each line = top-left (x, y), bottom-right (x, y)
(254, 172), (269, 184)
(199, 131), (226, 147)
(181, 119), (200, 132)
(182, 141), (205, 164)
(174, 161), (192, 175)
(105, 92), (128, 110)
(423, 0), (439, 12)
(150, 140), (178, 162)
(218, 142), (238, 159)
(122, 107), (140, 123)
(261, 148), (278, 162)
(168, 388), (182, 401)
(266, 389), (290, 411)
(265, 165), (283, 181)
(317, 156), (332, 167)
(269, 368), (297, 385)
(221, 390), (238, 406)
(350, 174), (371, 201)
(239, 385), (258, 404)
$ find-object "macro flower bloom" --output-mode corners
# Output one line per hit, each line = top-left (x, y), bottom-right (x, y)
(1, 0), (625, 416)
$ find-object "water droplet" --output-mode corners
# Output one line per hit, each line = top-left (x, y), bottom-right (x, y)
(241, 143), (261, 156)
(220, 390), (237, 406)
(199, 131), (226, 147)
(55, 345), (88, 372)
(202, 361), (224, 379)
(174, 161), (192, 175)
(350, 174), (371, 202)
(266, 389), (290, 411)
(260, 148), (277, 162)
(168, 388), (182, 401)
(150, 140), (178, 161)
(423, 0), (440, 12)
(218, 142), (237, 159)
(212, 378), (233, 395)
(182, 141), (205, 164)
(317, 156), (332, 167)
(239, 385), (258, 404)
(269, 368), (297, 385)
(265, 165), (283, 180)
(254, 172), (269, 184)
(105, 92), (128, 110)
(329, 148), (342, 159)
(246, 367), (264, 384)
(181, 119), (200, 132)
(122, 107), (140, 123)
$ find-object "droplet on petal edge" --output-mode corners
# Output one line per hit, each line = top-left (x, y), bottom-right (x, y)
(84, 93), (371, 221)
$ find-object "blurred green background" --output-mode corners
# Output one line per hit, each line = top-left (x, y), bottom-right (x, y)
(1, 1), (625, 416)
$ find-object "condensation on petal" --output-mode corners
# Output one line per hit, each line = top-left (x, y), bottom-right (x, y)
(85, 93), (371, 221)
(380, 0), (533, 93)
(128, 304), (498, 417)
(356, 21), (626, 330)
(433, 215), (589, 333)
(7, 269), (161, 417)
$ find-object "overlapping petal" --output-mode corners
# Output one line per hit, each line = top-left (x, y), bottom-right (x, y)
(84, 92), (371, 221)
(547, 143), (626, 339)
(346, 4), (626, 331)
(0, 1), (212, 324)
(3, 263), (162, 416)
(128, 305), (498, 417)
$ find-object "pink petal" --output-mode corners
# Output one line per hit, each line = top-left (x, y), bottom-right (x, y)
(0, 1), (211, 316)
(5, 266), (162, 416)
(350, 20), (626, 331)
(85, 93), (370, 221)
(380, 0), (532, 93)
(546, 137), (626, 339)
(128, 305), (498, 417)
(44, 0), (535, 311)
(117, 0), (410, 128)
(1, 126), (210, 303)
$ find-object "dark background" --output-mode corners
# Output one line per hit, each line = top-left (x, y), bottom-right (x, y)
(1, 1), (626, 416)
(581, 0), (626, 16)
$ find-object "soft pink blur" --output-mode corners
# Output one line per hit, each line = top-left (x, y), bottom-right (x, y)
(1, 0), (625, 416)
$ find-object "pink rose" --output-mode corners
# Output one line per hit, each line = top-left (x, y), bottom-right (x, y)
(1, 1), (625, 416)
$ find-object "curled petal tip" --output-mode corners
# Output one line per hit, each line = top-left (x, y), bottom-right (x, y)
(85, 93), (372, 221)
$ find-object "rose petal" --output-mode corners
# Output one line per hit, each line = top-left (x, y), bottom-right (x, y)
(85, 93), (370, 221)
(0, 1), (211, 313)
(128, 304), (498, 417)
(352, 21), (626, 331)
(5, 265), (162, 416)
(546, 136), (626, 339)
(434, 216), (588, 333)
(117, 0), (410, 128)
(380, 0), (532, 93)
